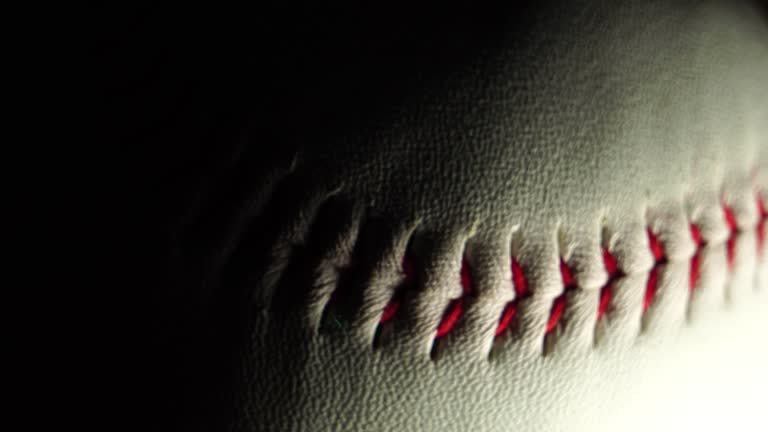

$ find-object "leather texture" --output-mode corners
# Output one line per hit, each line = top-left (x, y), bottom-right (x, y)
(128, 0), (768, 431)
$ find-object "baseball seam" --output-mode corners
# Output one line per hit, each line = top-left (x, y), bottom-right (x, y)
(315, 179), (767, 359)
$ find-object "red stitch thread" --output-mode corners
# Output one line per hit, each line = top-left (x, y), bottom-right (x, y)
(723, 205), (738, 269)
(435, 300), (463, 338)
(723, 205), (738, 231)
(598, 287), (612, 321)
(495, 258), (528, 336)
(460, 258), (472, 292)
(648, 229), (665, 261)
(644, 267), (659, 312)
(393, 184), (763, 344)
(380, 256), (415, 323)
(644, 229), (666, 312)
(546, 260), (577, 334)
(380, 298), (400, 323)
(495, 303), (517, 337)
(602, 248), (619, 276)
(367, 181), (767, 352)
(560, 260), (575, 287)
(689, 254), (701, 293)
(598, 249), (622, 321)
(435, 259), (472, 338)
(546, 296), (566, 333)
(689, 224), (703, 293)
(757, 194), (767, 255)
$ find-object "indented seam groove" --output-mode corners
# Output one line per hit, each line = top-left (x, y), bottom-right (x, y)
(310, 175), (768, 358)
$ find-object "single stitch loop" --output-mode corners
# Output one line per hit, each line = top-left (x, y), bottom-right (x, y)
(689, 224), (704, 293)
(757, 194), (767, 255)
(723, 205), (739, 269)
(380, 255), (415, 323)
(644, 229), (667, 312)
(598, 248), (623, 321)
(494, 258), (528, 337)
(545, 260), (577, 334)
(435, 258), (473, 338)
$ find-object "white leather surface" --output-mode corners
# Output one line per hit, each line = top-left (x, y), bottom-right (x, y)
(228, 1), (768, 430)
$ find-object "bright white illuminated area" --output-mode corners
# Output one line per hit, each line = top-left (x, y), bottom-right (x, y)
(595, 280), (768, 432)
